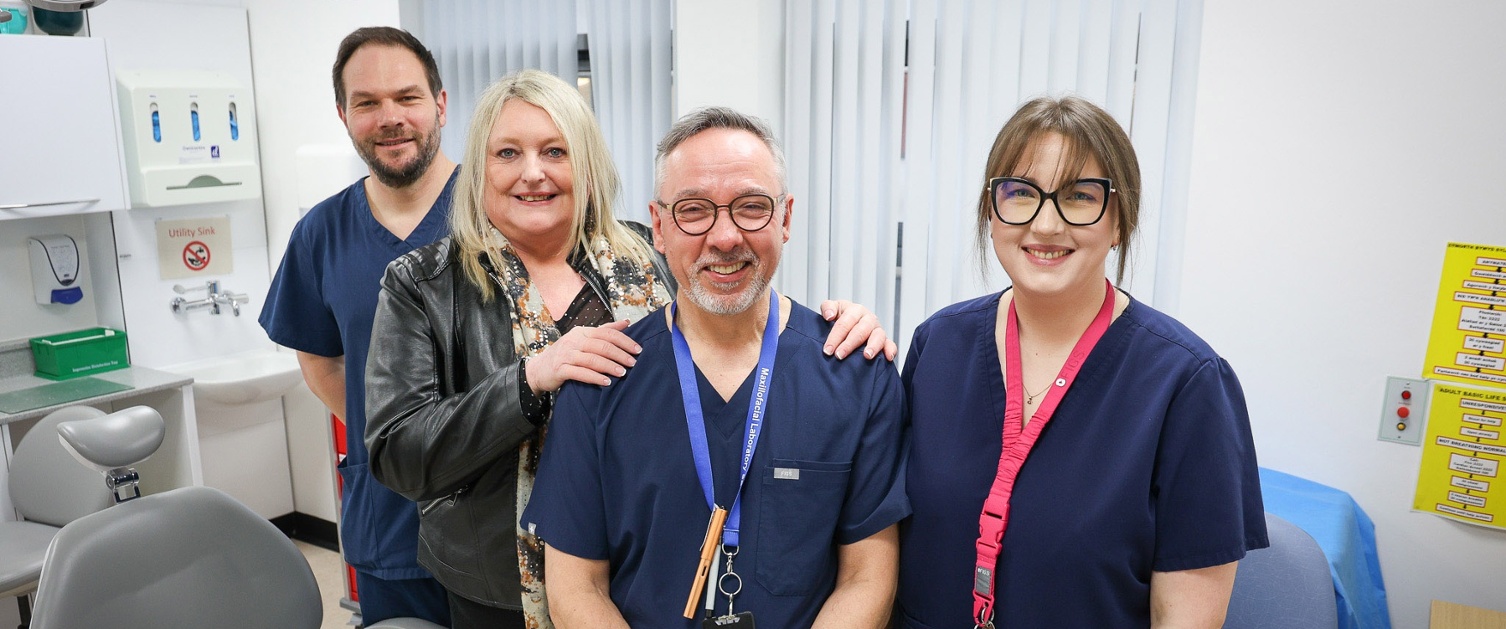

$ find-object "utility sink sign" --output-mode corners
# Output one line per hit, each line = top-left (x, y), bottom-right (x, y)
(156, 216), (233, 279)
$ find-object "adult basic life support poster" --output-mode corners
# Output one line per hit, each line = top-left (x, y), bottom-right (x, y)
(1415, 242), (1506, 530)
(1412, 384), (1506, 528)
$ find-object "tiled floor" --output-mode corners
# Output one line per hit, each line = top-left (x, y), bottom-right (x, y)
(295, 540), (362, 629)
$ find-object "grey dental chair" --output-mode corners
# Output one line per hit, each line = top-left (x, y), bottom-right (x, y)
(0, 406), (112, 626)
(27, 406), (443, 629)
(1223, 512), (1339, 629)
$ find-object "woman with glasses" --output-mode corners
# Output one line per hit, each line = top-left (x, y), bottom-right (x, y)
(895, 96), (1267, 628)
(364, 70), (895, 629)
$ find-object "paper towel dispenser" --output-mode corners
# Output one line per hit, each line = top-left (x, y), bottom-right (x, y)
(116, 69), (261, 207)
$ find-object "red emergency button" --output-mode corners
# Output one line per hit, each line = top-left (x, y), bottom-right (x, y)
(1401, 390), (1412, 400)
(1397, 406), (1410, 419)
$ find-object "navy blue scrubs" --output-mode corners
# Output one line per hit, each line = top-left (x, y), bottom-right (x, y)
(524, 300), (909, 628)
(260, 171), (455, 583)
(897, 292), (1267, 629)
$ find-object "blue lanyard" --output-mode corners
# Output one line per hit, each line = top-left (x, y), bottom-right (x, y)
(670, 290), (780, 548)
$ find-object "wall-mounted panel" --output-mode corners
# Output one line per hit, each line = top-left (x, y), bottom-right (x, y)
(0, 36), (128, 221)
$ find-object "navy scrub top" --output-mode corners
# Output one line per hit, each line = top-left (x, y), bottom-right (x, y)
(524, 300), (910, 629)
(259, 169), (456, 577)
(897, 291), (1267, 629)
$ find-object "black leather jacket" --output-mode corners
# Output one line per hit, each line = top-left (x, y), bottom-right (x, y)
(364, 225), (671, 607)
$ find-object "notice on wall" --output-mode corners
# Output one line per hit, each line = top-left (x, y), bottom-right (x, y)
(1422, 242), (1506, 388)
(156, 216), (233, 279)
(1413, 383), (1506, 530)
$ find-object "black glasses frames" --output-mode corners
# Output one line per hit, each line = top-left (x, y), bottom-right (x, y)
(987, 177), (1115, 226)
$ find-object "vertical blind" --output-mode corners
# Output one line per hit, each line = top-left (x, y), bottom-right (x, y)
(415, 0), (673, 224)
(583, 0), (673, 223)
(782, 0), (908, 316)
(782, 0), (1204, 350)
(418, 0), (578, 162)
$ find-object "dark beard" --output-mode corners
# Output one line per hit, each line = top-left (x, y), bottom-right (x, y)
(357, 124), (441, 189)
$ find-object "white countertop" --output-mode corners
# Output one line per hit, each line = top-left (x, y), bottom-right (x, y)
(0, 366), (193, 425)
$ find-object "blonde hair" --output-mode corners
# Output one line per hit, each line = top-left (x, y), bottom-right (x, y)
(450, 69), (656, 300)
(975, 96), (1141, 283)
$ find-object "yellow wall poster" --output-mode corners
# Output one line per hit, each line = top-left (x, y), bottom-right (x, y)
(1413, 383), (1506, 529)
(1422, 242), (1506, 388)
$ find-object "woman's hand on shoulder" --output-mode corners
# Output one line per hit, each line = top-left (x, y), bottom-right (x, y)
(820, 300), (899, 361)
(525, 319), (641, 393)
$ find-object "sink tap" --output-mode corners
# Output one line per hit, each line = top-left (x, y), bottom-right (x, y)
(171, 280), (216, 314)
(171, 280), (248, 316)
(212, 289), (250, 316)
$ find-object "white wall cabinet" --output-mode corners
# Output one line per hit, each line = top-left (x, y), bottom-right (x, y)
(0, 36), (128, 220)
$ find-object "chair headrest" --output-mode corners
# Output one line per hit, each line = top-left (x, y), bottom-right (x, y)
(56, 406), (165, 472)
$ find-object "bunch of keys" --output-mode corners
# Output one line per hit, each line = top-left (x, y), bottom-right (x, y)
(702, 546), (754, 628)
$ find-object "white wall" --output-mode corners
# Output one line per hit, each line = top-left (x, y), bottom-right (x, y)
(672, 0), (786, 136)
(1183, 1), (1506, 625)
(249, 0), (400, 267)
(80, 0), (300, 522)
(88, 0), (274, 368)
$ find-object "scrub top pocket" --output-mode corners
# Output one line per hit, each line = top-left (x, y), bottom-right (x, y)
(756, 458), (850, 596)
(336, 460), (425, 573)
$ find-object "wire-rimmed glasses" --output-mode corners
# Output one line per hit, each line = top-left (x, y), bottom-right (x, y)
(655, 194), (782, 236)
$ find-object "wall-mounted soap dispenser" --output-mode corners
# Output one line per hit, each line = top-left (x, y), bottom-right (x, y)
(28, 234), (84, 305)
(116, 69), (261, 207)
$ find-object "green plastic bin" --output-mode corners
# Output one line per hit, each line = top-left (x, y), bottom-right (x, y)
(30, 327), (130, 380)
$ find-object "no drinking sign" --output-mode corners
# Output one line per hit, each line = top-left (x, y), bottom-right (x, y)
(156, 216), (233, 279)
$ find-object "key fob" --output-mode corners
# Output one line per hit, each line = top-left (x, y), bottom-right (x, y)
(702, 611), (755, 628)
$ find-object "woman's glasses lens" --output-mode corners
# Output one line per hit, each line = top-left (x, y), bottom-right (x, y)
(991, 178), (1109, 226)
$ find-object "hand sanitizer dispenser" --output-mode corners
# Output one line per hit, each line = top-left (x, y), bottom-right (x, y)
(28, 234), (83, 305)
(116, 70), (262, 207)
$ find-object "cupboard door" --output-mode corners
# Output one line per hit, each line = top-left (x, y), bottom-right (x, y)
(0, 36), (128, 219)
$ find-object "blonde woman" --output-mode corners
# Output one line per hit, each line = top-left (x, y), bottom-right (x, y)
(365, 70), (895, 629)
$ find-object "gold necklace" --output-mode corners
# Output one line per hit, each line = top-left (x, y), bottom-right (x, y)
(1025, 381), (1052, 405)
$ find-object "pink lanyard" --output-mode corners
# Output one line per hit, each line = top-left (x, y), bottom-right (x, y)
(972, 279), (1116, 629)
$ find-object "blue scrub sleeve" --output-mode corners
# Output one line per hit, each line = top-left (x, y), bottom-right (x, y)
(1152, 357), (1267, 571)
(261, 227), (343, 357)
(837, 362), (911, 545)
(899, 323), (928, 403)
(523, 385), (610, 560)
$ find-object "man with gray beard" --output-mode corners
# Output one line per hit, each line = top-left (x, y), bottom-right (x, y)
(260, 26), (457, 626)
(523, 107), (909, 629)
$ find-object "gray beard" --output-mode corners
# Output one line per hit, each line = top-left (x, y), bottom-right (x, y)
(685, 270), (770, 316)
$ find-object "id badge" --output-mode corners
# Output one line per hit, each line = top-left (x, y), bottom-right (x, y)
(702, 611), (755, 628)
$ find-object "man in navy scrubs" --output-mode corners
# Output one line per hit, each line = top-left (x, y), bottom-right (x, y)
(524, 107), (909, 628)
(260, 27), (456, 626)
